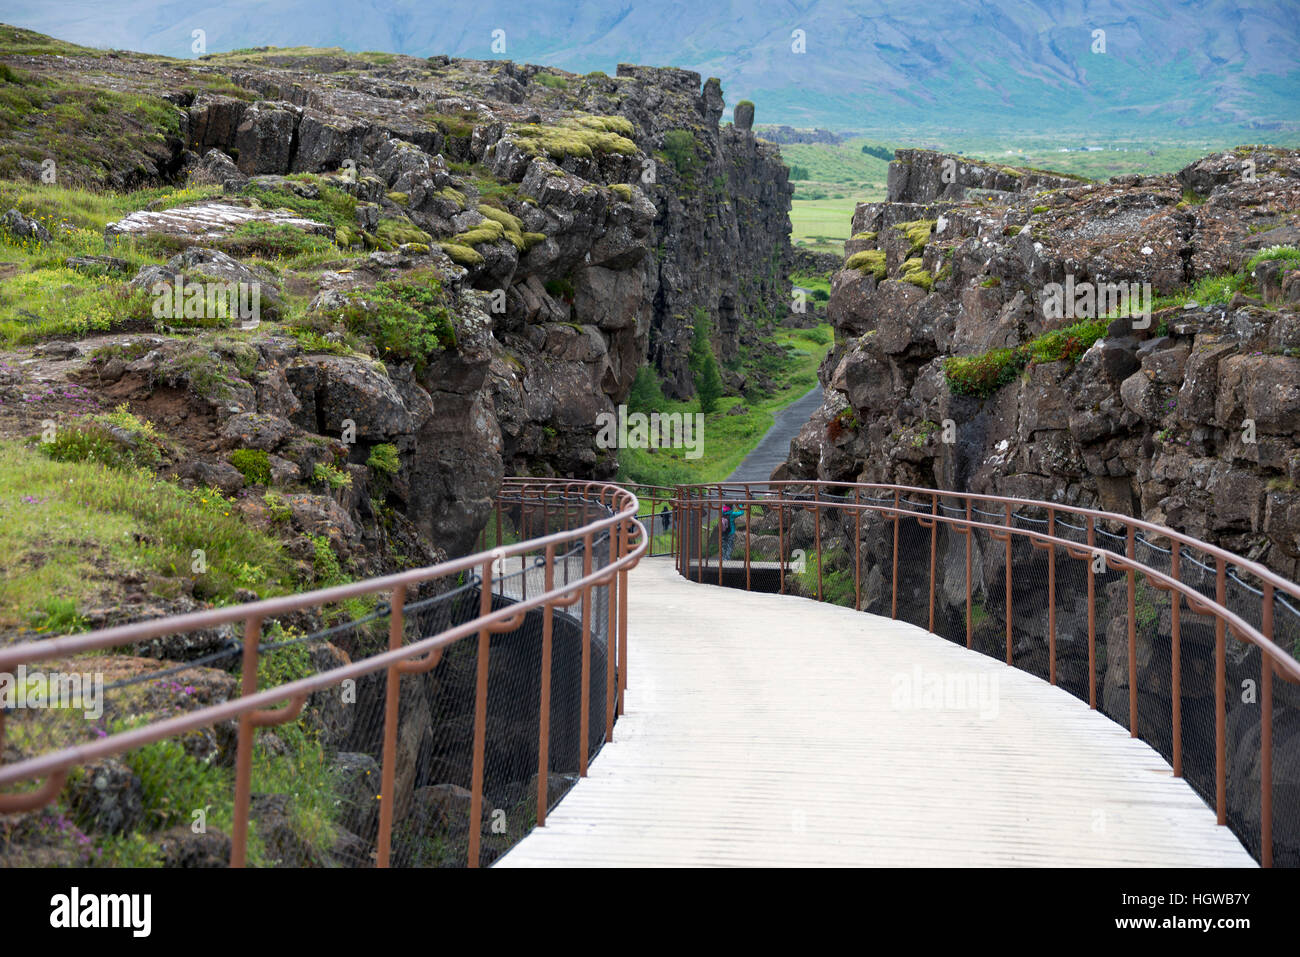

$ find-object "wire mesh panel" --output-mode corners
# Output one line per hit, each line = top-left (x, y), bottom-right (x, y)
(0, 480), (644, 869)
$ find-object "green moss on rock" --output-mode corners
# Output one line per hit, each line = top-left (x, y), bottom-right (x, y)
(900, 257), (933, 291)
(845, 249), (886, 281)
(439, 242), (484, 267)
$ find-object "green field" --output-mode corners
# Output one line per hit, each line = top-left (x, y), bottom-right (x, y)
(790, 198), (861, 255)
(778, 138), (893, 255)
(780, 138), (893, 200)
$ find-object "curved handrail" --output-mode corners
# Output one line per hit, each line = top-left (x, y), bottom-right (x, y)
(672, 479), (1300, 867)
(0, 480), (646, 869)
(678, 479), (1300, 606)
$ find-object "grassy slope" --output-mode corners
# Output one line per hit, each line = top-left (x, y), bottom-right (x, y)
(0, 442), (297, 633)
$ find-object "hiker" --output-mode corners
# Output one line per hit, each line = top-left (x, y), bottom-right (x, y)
(720, 503), (744, 560)
(660, 505), (671, 532)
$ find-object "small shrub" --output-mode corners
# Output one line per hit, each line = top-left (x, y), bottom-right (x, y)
(944, 348), (1025, 398)
(36, 408), (165, 471)
(534, 73), (570, 90)
(660, 129), (700, 180)
(366, 443), (400, 475)
(313, 461), (351, 490)
(1247, 245), (1300, 273)
(627, 365), (666, 414)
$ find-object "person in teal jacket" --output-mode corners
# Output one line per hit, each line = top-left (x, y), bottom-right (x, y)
(720, 503), (744, 560)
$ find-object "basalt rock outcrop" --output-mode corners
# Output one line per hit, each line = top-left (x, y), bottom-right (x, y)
(0, 41), (792, 556)
(783, 146), (1300, 582)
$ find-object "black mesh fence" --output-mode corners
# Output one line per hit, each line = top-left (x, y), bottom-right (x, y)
(0, 487), (626, 869)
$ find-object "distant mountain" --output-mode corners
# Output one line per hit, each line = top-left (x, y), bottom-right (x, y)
(2, 0), (1297, 136)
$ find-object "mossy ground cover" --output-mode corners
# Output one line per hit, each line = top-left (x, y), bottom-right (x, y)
(509, 115), (638, 161)
(617, 324), (833, 486)
(294, 269), (456, 372)
(0, 63), (182, 186)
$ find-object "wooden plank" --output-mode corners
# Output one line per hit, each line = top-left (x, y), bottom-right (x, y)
(496, 557), (1257, 868)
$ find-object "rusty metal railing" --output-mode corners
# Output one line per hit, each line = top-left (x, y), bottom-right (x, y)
(674, 479), (1300, 867)
(0, 479), (645, 868)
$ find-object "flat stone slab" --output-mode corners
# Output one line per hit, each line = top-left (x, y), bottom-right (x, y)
(105, 201), (333, 241)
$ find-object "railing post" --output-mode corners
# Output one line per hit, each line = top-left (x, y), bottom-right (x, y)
(230, 614), (264, 868)
(1126, 526), (1137, 736)
(891, 490), (899, 620)
(1087, 517), (1097, 710)
(744, 496), (752, 592)
(580, 532), (593, 776)
(376, 583), (407, 868)
(468, 562), (492, 868)
(965, 500), (973, 649)
(1171, 543), (1182, 777)
(1215, 557), (1226, 825)
(647, 490), (655, 557)
(778, 500), (786, 594)
(695, 495), (703, 584)
(1261, 583), (1274, 867)
(814, 486), (823, 602)
(854, 487), (862, 611)
(606, 525), (618, 743)
(1004, 503), (1013, 666)
(618, 518), (629, 717)
(1047, 508), (1056, 685)
(717, 494), (723, 586)
(537, 544), (555, 828)
(928, 493), (937, 633)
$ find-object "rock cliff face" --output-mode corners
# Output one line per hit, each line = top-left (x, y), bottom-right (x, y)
(781, 146), (1300, 582)
(0, 41), (791, 557)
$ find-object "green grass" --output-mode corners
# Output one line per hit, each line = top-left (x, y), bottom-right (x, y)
(1247, 245), (1300, 272)
(0, 441), (296, 632)
(1151, 270), (1259, 310)
(944, 318), (1108, 397)
(617, 325), (833, 486)
(0, 178), (248, 346)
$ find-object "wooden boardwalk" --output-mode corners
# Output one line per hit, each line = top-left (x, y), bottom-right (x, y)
(496, 557), (1256, 867)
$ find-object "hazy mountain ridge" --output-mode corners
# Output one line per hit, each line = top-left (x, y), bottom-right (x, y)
(2, 0), (1296, 135)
